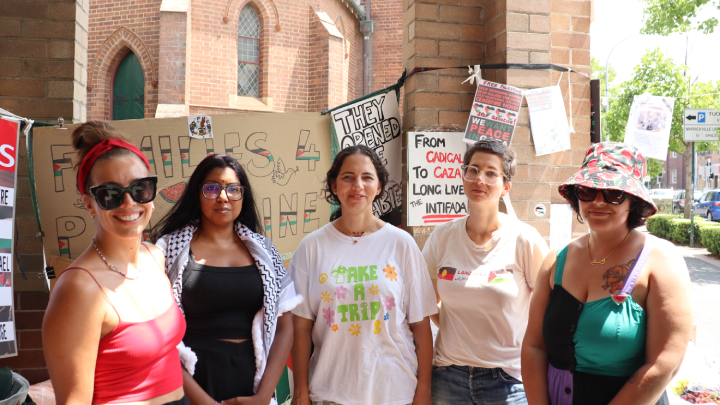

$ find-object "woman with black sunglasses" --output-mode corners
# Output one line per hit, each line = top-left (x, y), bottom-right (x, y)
(43, 121), (189, 405)
(522, 143), (693, 405)
(153, 154), (301, 405)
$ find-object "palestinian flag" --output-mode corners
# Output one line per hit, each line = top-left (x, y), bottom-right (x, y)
(162, 154), (172, 166)
(275, 356), (293, 405)
(488, 269), (514, 283)
(181, 153), (189, 165)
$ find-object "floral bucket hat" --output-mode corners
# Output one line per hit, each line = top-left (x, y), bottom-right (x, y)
(558, 142), (657, 216)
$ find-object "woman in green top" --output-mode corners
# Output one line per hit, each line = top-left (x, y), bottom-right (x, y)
(521, 143), (693, 405)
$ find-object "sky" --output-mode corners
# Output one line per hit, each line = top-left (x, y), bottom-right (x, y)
(591, 0), (720, 88)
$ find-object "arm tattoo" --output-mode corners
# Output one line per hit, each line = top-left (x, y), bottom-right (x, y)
(601, 259), (636, 294)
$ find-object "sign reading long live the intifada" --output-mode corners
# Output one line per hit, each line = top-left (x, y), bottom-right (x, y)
(33, 113), (333, 261)
(464, 80), (523, 146)
(331, 89), (403, 225)
(0, 117), (20, 358)
(407, 132), (468, 226)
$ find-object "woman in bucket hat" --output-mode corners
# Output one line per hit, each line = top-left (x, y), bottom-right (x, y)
(521, 142), (693, 405)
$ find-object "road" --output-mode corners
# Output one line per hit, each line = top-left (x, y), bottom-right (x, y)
(678, 246), (720, 363)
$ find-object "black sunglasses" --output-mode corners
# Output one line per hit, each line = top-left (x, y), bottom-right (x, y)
(89, 177), (158, 210)
(574, 186), (628, 205)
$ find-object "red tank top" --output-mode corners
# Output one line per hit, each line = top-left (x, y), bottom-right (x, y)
(59, 267), (186, 404)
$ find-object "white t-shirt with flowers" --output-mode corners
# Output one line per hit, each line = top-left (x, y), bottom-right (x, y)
(290, 223), (438, 405)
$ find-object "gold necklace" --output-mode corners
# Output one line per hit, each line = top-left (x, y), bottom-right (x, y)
(338, 217), (374, 244)
(587, 230), (632, 265)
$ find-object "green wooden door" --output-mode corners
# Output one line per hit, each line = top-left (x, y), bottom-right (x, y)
(113, 52), (144, 120)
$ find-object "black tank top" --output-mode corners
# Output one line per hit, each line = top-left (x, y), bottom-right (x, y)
(181, 251), (264, 340)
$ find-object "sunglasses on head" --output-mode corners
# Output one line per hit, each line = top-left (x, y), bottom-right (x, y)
(89, 176), (158, 210)
(574, 185), (628, 205)
(201, 183), (245, 201)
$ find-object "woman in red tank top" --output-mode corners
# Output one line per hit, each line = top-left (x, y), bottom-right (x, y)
(42, 121), (188, 405)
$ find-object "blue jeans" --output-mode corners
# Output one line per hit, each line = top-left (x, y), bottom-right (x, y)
(431, 365), (527, 405)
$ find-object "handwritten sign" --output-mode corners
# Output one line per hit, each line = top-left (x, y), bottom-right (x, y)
(331, 90), (402, 224)
(0, 117), (19, 358)
(464, 80), (523, 146)
(407, 132), (468, 226)
(34, 113), (332, 261)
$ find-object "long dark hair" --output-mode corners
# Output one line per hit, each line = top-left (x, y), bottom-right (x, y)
(151, 154), (262, 241)
(322, 145), (389, 222)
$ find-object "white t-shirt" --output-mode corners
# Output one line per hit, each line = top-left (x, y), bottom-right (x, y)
(290, 222), (438, 405)
(422, 214), (549, 381)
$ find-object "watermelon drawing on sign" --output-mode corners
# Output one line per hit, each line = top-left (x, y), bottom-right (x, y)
(160, 182), (187, 203)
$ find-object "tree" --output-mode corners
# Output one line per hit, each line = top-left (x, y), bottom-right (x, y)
(603, 48), (720, 218)
(591, 56), (617, 97)
(641, 0), (719, 34)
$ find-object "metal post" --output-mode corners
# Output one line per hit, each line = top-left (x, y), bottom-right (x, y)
(690, 142), (696, 247)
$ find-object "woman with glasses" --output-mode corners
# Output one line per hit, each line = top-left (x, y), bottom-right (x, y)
(289, 145), (437, 405)
(422, 140), (549, 405)
(153, 154), (302, 405)
(522, 143), (692, 405)
(43, 121), (188, 404)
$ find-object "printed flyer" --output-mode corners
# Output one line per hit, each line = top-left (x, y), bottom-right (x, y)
(623, 95), (675, 161)
(525, 86), (571, 156)
(464, 80), (523, 146)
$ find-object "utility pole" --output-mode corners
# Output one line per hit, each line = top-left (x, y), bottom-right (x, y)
(685, 35), (696, 247)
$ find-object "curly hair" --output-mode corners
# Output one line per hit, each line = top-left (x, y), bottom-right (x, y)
(561, 186), (655, 229)
(322, 145), (389, 221)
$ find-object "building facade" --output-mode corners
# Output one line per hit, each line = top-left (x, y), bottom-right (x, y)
(86, 0), (404, 120)
(658, 150), (687, 190)
(696, 151), (720, 191)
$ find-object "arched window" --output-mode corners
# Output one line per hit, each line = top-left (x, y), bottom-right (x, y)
(113, 51), (144, 120)
(237, 5), (261, 97)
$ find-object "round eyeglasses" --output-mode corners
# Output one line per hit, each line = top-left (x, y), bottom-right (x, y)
(460, 165), (506, 185)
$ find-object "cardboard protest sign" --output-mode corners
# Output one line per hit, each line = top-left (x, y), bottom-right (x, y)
(0, 117), (20, 358)
(464, 80), (523, 146)
(624, 95), (675, 161)
(331, 90), (402, 225)
(407, 132), (468, 226)
(33, 113), (332, 262)
(525, 86), (571, 156)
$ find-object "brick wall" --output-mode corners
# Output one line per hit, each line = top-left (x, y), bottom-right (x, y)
(369, 0), (404, 92)
(158, 10), (186, 106)
(0, 0), (88, 123)
(86, 0), (161, 119)
(402, 0), (592, 244)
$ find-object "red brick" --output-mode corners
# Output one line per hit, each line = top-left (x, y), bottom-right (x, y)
(460, 24), (484, 41)
(552, 47), (569, 64)
(552, 0), (591, 17)
(0, 39), (46, 58)
(438, 40), (483, 58)
(438, 5), (483, 24)
(551, 14), (570, 30)
(507, 32), (551, 51)
(0, 20), (21, 37)
(0, 79), (46, 97)
(18, 293), (49, 311)
(530, 15), (550, 33)
(14, 311), (44, 330)
(20, 60), (73, 78)
(19, 330), (42, 349)
(571, 17), (590, 33)
(551, 32), (590, 49)
(21, 21), (75, 39)
(414, 92), (459, 109)
(414, 21), (460, 39)
(506, 0), (551, 14)
(0, 2), (48, 19)
(49, 3), (76, 20)
(571, 49), (590, 66)
(0, 350), (46, 369)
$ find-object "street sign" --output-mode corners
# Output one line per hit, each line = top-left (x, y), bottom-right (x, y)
(684, 108), (720, 141)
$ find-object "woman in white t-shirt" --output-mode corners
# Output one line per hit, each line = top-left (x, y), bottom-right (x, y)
(423, 140), (549, 405)
(289, 145), (437, 405)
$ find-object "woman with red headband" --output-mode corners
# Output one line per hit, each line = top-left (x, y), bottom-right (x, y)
(43, 121), (188, 405)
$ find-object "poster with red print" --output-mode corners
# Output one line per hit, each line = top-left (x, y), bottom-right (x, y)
(0, 117), (20, 358)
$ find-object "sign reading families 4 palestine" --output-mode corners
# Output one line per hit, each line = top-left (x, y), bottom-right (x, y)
(0, 118), (19, 358)
(331, 90), (403, 224)
(407, 132), (467, 226)
(464, 80), (523, 146)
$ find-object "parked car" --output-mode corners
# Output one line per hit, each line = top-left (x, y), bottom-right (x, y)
(651, 189), (675, 213)
(672, 190), (703, 214)
(694, 190), (720, 221)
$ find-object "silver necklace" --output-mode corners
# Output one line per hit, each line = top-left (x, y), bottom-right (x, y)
(92, 238), (140, 279)
(338, 218), (374, 244)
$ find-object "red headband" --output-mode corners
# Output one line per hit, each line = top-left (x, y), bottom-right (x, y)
(77, 139), (150, 194)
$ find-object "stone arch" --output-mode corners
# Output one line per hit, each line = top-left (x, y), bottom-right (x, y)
(87, 27), (157, 120)
(224, 0), (279, 31)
